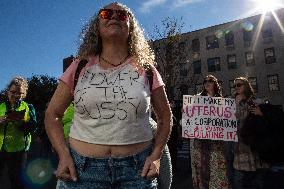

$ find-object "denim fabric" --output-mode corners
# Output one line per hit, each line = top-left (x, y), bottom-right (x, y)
(56, 146), (157, 189)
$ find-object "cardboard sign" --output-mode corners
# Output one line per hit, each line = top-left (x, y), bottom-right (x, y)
(182, 95), (238, 142)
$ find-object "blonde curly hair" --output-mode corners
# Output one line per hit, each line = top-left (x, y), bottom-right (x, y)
(77, 2), (155, 67)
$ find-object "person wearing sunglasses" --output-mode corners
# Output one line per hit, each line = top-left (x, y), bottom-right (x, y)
(190, 75), (230, 189)
(0, 76), (37, 189)
(230, 77), (269, 189)
(45, 2), (172, 189)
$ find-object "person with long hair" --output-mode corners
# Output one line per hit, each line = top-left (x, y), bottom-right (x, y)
(45, 2), (172, 189)
(0, 76), (37, 189)
(231, 77), (268, 189)
(190, 75), (230, 189)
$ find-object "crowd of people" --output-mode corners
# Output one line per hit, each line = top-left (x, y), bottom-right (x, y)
(0, 2), (284, 189)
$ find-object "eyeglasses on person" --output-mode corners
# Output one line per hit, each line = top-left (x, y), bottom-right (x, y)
(203, 79), (214, 84)
(8, 90), (24, 96)
(99, 9), (129, 21)
(233, 83), (244, 88)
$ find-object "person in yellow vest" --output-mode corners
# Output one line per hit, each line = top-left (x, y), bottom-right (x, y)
(0, 76), (37, 189)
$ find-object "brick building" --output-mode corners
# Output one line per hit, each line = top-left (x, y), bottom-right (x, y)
(153, 9), (284, 108)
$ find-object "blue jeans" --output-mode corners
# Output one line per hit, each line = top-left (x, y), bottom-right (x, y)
(56, 146), (157, 189)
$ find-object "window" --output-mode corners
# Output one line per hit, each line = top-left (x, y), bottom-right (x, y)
(192, 38), (200, 52)
(206, 35), (219, 49)
(262, 17), (273, 39)
(195, 83), (203, 94)
(207, 57), (221, 72)
(180, 70), (188, 77)
(225, 31), (234, 47)
(179, 63), (188, 77)
(193, 60), (201, 74)
(178, 42), (187, 61)
(264, 47), (276, 64)
(227, 54), (237, 69)
(248, 77), (258, 93)
(229, 80), (235, 96)
(262, 26), (273, 39)
(245, 51), (255, 66)
(243, 29), (253, 42)
(267, 74), (280, 91)
(178, 42), (186, 51)
(243, 28), (253, 47)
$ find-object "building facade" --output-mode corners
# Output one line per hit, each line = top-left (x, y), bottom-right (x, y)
(153, 9), (284, 108)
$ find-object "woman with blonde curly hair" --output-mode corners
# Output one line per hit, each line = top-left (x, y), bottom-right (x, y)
(0, 76), (37, 189)
(45, 2), (172, 189)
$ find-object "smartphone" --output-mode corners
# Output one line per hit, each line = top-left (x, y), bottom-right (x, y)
(6, 110), (25, 120)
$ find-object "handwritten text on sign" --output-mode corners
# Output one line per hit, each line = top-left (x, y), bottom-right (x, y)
(182, 95), (238, 142)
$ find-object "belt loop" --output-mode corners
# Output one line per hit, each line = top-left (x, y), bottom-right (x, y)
(132, 153), (139, 171)
(78, 156), (86, 172)
(108, 157), (113, 166)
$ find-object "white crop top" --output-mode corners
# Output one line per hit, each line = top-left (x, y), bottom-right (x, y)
(60, 56), (164, 145)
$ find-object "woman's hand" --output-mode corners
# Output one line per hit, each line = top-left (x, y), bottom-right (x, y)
(141, 154), (160, 179)
(55, 153), (77, 182)
(0, 116), (7, 124)
(235, 94), (244, 105)
(249, 105), (263, 116)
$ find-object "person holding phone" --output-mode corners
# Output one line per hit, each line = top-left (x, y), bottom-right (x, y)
(231, 77), (268, 189)
(0, 76), (37, 189)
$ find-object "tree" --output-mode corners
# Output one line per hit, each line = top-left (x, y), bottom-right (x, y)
(25, 75), (58, 133)
(0, 89), (6, 102)
(150, 17), (201, 101)
(150, 17), (185, 100)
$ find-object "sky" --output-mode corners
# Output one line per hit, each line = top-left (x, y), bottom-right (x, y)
(1, 0), (283, 90)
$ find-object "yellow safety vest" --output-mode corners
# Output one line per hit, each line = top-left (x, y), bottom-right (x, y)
(0, 101), (31, 152)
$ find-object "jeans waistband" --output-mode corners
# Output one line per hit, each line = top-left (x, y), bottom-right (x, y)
(69, 144), (152, 163)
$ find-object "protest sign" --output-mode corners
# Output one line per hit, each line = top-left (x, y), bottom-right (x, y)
(182, 95), (238, 142)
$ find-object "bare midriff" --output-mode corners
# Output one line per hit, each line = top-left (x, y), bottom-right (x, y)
(69, 137), (152, 158)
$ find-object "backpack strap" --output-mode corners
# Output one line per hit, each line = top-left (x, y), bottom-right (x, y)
(143, 65), (153, 93)
(73, 59), (88, 91)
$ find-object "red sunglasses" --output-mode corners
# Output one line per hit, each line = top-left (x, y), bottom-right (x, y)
(99, 9), (129, 21)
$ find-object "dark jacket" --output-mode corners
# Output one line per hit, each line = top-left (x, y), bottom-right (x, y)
(241, 103), (284, 164)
